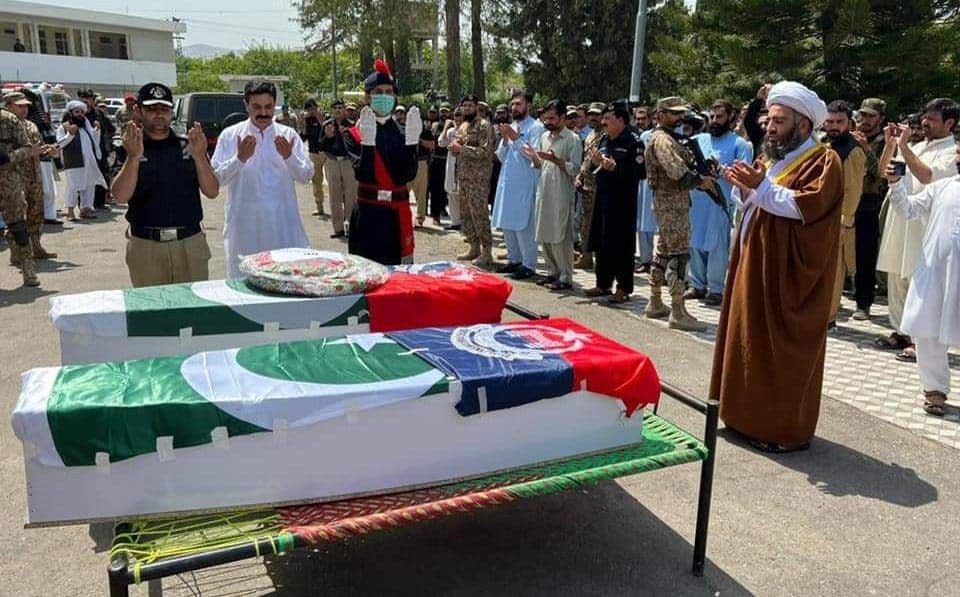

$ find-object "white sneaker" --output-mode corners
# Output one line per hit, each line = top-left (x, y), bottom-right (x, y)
(852, 308), (870, 321)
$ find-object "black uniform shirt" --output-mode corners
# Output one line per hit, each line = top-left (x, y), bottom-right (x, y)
(303, 115), (322, 154)
(320, 119), (351, 157)
(125, 132), (203, 228)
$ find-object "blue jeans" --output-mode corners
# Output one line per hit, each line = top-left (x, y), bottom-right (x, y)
(503, 222), (539, 270)
(688, 237), (730, 294)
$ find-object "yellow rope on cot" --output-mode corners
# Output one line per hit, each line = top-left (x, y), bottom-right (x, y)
(111, 510), (283, 584)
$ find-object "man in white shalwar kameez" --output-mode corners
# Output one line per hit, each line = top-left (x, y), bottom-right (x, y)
(212, 80), (314, 278)
(56, 100), (105, 221)
(885, 144), (960, 417)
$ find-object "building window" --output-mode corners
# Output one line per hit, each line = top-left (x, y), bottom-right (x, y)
(89, 31), (129, 60)
(37, 26), (71, 55)
(54, 31), (68, 55)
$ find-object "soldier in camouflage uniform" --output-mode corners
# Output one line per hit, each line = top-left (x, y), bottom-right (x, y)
(574, 102), (607, 270)
(450, 94), (495, 266)
(644, 97), (709, 331)
(5, 92), (56, 261)
(0, 98), (42, 286)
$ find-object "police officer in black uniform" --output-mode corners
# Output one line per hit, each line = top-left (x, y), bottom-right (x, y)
(110, 82), (220, 287)
(586, 100), (646, 304)
(320, 99), (358, 238)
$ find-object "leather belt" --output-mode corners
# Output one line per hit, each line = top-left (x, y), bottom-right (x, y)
(130, 224), (202, 243)
(358, 186), (409, 202)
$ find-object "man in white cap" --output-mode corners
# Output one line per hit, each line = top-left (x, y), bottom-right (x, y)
(711, 80), (844, 453)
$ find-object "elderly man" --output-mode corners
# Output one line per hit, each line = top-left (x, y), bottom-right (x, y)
(211, 80), (314, 278)
(492, 89), (544, 280)
(56, 100), (106, 222)
(713, 81), (844, 452)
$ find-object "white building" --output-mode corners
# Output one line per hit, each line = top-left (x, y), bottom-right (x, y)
(0, 0), (184, 98)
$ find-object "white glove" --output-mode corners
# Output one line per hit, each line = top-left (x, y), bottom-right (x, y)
(359, 106), (376, 147)
(405, 106), (423, 146)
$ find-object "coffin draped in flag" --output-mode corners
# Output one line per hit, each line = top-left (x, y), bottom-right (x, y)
(12, 319), (659, 525)
(49, 260), (512, 364)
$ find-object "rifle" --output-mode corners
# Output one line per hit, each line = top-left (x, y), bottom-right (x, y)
(680, 136), (727, 209)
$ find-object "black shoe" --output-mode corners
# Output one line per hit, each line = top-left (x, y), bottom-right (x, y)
(497, 262), (521, 274)
(444, 224), (462, 231)
(683, 287), (707, 301)
(702, 292), (723, 306)
(330, 230), (346, 239)
(510, 267), (536, 280)
(44, 219), (63, 226)
(536, 275), (559, 286)
(827, 320), (838, 333)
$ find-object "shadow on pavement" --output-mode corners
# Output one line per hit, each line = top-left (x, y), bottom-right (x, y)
(0, 286), (57, 308)
(255, 482), (750, 596)
(720, 430), (938, 507)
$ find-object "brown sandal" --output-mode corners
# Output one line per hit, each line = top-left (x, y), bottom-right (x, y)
(923, 391), (948, 417)
(607, 292), (632, 304)
(874, 333), (911, 350)
(584, 287), (612, 297)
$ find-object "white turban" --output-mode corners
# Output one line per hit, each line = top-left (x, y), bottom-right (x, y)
(65, 100), (87, 113)
(766, 81), (827, 130)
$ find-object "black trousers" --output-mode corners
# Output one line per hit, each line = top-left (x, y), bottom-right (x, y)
(428, 159), (447, 218)
(488, 160), (501, 206)
(854, 194), (883, 309)
(595, 247), (635, 295)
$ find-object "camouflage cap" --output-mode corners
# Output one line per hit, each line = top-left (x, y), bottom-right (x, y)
(656, 96), (689, 113)
(2, 91), (31, 106)
(858, 98), (886, 116)
(587, 101), (606, 114)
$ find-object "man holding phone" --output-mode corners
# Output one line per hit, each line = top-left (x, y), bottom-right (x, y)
(876, 98), (959, 362)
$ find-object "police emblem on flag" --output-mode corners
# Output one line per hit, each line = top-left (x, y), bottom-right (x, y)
(450, 324), (591, 361)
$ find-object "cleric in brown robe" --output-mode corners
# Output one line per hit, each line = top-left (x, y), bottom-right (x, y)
(711, 81), (844, 452)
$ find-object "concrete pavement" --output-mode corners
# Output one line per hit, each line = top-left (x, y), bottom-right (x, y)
(0, 186), (957, 596)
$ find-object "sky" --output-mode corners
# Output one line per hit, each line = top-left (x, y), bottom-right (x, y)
(25, 0), (307, 50)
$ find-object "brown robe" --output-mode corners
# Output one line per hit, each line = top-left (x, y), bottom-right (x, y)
(710, 146), (844, 447)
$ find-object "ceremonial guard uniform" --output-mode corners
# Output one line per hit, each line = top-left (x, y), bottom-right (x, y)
(346, 60), (420, 265)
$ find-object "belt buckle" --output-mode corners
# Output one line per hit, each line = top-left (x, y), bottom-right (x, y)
(159, 228), (178, 242)
(337, 156), (345, 161)
(377, 190), (392, 202)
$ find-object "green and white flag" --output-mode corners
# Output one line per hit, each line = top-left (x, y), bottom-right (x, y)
(14, 334), (448, 467)
(49, 279), (369, 338)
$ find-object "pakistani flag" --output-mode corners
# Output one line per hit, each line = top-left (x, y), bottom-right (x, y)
(49, 278), (370, 338)
(14, 335), (448, 467)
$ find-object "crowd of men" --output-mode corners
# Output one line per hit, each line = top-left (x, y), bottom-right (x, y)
(1, 72), (957, 438)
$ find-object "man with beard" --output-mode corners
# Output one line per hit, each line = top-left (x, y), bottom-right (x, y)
(875, 99), (958, 362)
(450, 94), (495, 266)
(585, 101), (645, 303)
(77, 88), (114, 209)
(686, 100), (753, 306)
(345, 60), (421, 265)
(212, 79), (315, 278)
(522, 100), (582, 290)
(492, 89), (544, 279)
(849, 98), (887, 321)
(823, 100), (866, 328)
(644, 97), (713, 331)
(574, 102), (607, 270)
(111, 83), (219, 286)
(713, 81), (843, 452)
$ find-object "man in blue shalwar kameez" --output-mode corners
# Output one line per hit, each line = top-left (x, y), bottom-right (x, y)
(686, 100), (753, 305)
(492, 89), (545, 280)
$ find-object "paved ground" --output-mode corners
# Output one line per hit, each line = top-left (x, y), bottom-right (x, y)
(1, 184), (958, 596)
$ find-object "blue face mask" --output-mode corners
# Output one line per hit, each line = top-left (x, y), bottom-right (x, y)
(371, 94), (396, 116)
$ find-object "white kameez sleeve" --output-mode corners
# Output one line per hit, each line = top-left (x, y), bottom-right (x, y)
(888, 179), (935, 221)
(283, 133), (315, 183)
(495, 137), (508, 163)
(55, 125), (74, 149)
(562, 137), (583, 179)
(749, 177), (803, 220)
(211, 130), (245, 186)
